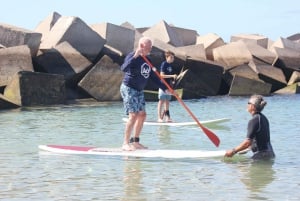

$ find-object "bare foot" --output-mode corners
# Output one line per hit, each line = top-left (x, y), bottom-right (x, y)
(122, 143), (136, 151)
(132, 142), (148, 149)
(166, 118), (173, 122)
(157, 118), (164, 123)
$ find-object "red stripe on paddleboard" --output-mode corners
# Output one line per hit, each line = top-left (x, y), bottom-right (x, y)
(47, 145), (95, 151)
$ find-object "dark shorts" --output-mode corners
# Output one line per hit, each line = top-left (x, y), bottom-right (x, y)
(120, 83), (145, 115)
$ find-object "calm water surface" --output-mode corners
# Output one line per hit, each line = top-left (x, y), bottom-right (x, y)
(0, 95), (299, 201)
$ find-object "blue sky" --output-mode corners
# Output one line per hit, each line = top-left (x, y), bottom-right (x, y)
(1, 0), (299, 42)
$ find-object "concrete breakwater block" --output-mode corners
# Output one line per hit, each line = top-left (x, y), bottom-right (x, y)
(288, 71), (300, 85)
(244, 42), (277, 65)
(175, 59), (224, 98)
(39, 16), (106, 63)
(213, 41), (252, 69)
(4, 71), (66, 106)
(0, 94), (20, 110)
(229, 74), (272, 96)
(196, 33), (225, 61)
(248, 60), (287, 92)
(34, 11), (62, 41)
(230, 34), (269, 49)
(143, 20), (183, 47)
(91, 22), (135, 56)
(0, 23), (42, 56)
(33, 41), (92, 86)
(78, 55), (122, 101)
(0, 45), (34, 87)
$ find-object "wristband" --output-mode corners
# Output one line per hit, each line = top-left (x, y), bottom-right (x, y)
(232, 148), (237, 154)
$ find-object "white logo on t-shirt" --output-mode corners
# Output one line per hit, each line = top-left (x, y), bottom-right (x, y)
(141, 63), (151, 78)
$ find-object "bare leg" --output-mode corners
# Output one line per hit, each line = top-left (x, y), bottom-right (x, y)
(157, 100), (164, 122)
(122, 112), (137, 151)
(132, 111), (148, 149)
(164, 101), (172, 122)
(164, 100), (169, 111)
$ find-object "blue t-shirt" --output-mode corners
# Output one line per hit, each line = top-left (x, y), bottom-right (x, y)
(160, 61), (174, 88)
(120, 52), (167, 91)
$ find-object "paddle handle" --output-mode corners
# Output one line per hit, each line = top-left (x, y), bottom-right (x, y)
(142, 56), (220, 147)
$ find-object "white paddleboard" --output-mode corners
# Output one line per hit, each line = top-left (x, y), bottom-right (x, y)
(122, 117), (230, 126)
(39, 145), (226, 159)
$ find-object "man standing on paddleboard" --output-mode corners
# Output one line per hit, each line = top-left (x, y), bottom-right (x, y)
(120, 37), (170, 151)
(225, 95), (275, 160)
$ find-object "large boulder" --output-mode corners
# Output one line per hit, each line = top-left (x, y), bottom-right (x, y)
(287, 33), (300, 42)
(0, 23), (42, 56)
(97, 44), (124, 66)
(91, 22), (135, 56)
(78, 55), (123, 101)
(142, 20), (183, 47)
(230, 34), (269, 48)
(170, 25), (198, 46)
(248, 61), (287, 92)
(176, 44), (207, 60)
(34, 11), (61, 42)
(39, 16), (106, 62)
(0, 45), (34, 87)
(229, 64), (260, 81)
(176, 59), (224, 98)
(4, 71), (66, 106)
(196, 33), (225, 60)
(228, 74), (271, 96)
(288, 71), (300, 85)
(213, 41), (252, 69)
(270, 37), (300, 52)
(121, 21), (144, 50)
(222, 64), (261, 94)
(0, 94), (20, 110)
(33, 41), (93, 87)
(244, 42), (277, 65)
(271, 47), (300, 79)
(274, 82), (300, 94)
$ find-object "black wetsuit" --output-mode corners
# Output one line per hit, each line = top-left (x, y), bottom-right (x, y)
(247, 112), (275, 160)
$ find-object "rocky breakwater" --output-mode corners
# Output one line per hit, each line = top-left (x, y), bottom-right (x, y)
(0, 11), (299, 110)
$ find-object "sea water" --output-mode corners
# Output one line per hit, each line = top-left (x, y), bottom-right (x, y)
(0, 94), (299, 201)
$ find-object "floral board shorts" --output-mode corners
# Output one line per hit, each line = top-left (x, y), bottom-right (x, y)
(120, 83), (146, 115)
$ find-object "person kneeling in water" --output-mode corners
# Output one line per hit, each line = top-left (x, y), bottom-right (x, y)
(225, 95), (275, 160)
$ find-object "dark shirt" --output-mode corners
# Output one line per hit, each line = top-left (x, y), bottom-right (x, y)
(120, 52), (167, 91)
(160, 61), (174, 88)
(247, 112), (271, 152)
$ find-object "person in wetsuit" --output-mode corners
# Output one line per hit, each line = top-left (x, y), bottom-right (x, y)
(225, 94), (275, 160)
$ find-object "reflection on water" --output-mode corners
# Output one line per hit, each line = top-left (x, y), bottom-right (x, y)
(122, 159), (146, 201)
(157, 126), (173, 145)
(237, 160), (276, 200)
(204, 123), (231, 131)
(223, 157), (277, 200)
